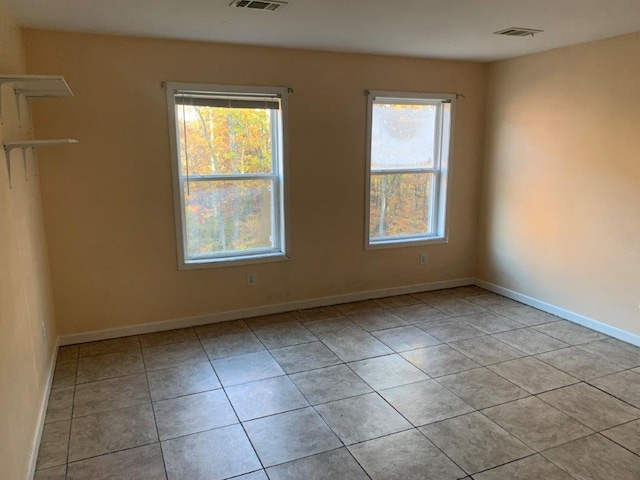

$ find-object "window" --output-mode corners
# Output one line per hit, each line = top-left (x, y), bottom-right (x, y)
(365, 91), (455, 248)
(166, 83), (289, 268)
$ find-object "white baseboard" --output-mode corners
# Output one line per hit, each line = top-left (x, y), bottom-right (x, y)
(475, 279), (640, 347)
(60, 278), (475, 346)
(27, 335), (60, 480)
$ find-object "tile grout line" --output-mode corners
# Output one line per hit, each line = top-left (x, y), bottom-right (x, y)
(247, 316), (375, 478)
(197, 328), (270, 478)
(466, 452), (574, 480)
(537, 432), (638, 475)
(247, 323), (354, 474)
(597, 425), (640, 459)
(535, 449), (582, 480)
(584, 373), (640, 410)
(62, 352), (80, 479)
(139, 335), (170, 480)
(61, 340), (161, 471)
(533, 386), (629, 435)
(334, 352), (473, 477)
(477, 401), (597, 455)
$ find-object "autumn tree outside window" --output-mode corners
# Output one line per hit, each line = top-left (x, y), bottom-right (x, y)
(166, 83), (289, 268)
(365, 91), (455, 249)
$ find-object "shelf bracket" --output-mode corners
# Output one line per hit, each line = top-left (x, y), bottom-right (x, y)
(4, 146), (33, 187)
(27, 98), (33, 127)
(22, 147), (28, 181)
(0, 80), (22, 125)
(14, 88), (22, 125)
(4, 146), (39, 187)
(0, 75), (74, 125)
(4, 145), (13, 189)
(3, 139), (78, 189)
(14, 92), (37, 127)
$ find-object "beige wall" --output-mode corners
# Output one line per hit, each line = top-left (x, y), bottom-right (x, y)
(23, 30), (488, 336)
(479, 33), (640, 337)
(0, 6), (59, 480)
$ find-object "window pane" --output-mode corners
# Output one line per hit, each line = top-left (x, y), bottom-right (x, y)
(177, 104), (275, 176)
(369, 172), (434, 240)
(371, 103), (437, 170)
(184, 179), (275, 258)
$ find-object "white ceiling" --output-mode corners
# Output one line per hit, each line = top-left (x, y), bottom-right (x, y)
(5, 0), (640, 61)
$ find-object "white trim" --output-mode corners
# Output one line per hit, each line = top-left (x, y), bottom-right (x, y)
(367, 90), (457, 102)
(60, 278), (474, 345)
(166, 82), (187, 269)
(364, 91), (456, 250)
(27, 335), (60, 480)
(367, 236), (448, 249)
(181, 251), (290, 270)
(165, 82), (290, 270)
(475, 279), (640, 347)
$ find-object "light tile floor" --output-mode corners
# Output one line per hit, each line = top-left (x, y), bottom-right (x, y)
(35, 286), (640, 479)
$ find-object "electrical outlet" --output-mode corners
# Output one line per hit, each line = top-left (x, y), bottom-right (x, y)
(247, 272), (257, 286)
(419, 253), (428, 265)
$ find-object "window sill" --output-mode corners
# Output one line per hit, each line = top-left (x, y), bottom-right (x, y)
(178, 252), (289, 270)
(366, 236), (449, 250)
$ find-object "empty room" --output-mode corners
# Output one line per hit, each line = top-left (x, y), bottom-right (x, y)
(1, 0), (639, 479)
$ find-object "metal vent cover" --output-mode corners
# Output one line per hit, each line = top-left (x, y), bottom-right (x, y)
(230, 0), (287, 11)
(494, 27), (543, 37)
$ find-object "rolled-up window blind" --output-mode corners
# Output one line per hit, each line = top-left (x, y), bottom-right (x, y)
(175, 92), (280, 110)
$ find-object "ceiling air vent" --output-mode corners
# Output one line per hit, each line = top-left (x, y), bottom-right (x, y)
(494, 27), (543, 37)
(230, 0), (288, 11)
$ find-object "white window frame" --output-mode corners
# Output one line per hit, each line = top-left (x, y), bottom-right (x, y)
(166, 82), (290, 269)
(364, 90), (456, 250)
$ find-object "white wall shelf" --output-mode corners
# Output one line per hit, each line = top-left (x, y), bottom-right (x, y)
(0, 74), (73, 124)
(4, 139), (78, 188)
(0, 74), (77, 188)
